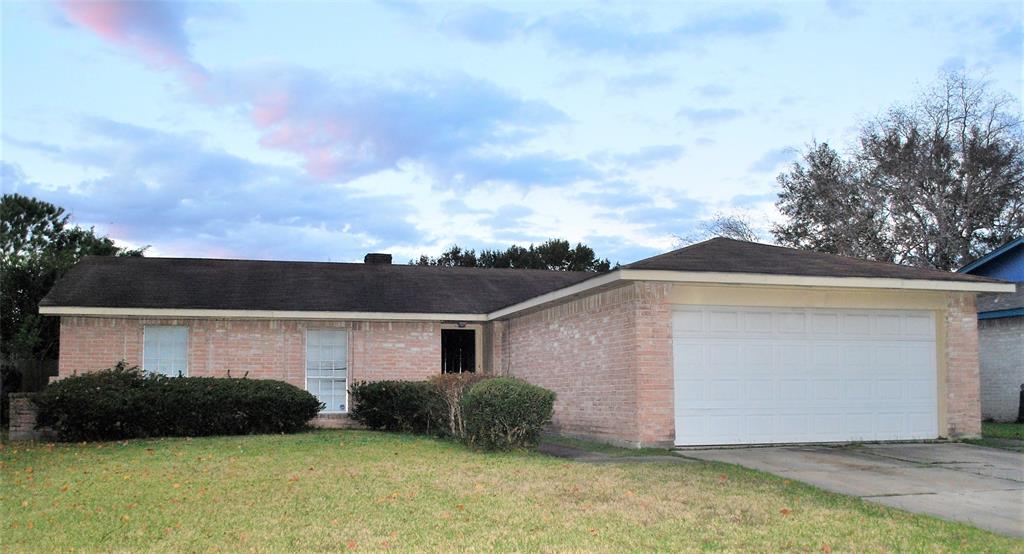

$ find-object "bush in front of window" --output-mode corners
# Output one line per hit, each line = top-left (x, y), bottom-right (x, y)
(33, 362), (323, 441)
(347, 380), (439, 434)
(461, 377), (556, 451)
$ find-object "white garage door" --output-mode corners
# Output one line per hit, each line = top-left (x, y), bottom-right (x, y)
(673, 306), (938, 446)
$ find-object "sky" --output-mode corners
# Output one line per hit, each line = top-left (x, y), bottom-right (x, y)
(1, 1), (1021, 265)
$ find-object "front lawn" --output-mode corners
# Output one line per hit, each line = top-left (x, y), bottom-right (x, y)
(2, 431), (1018, 552)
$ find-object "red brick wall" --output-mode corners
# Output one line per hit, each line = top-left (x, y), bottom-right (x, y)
(944, 293), (983, 437)
(502, 282), (674, 447)
(57, 317), (441, 389)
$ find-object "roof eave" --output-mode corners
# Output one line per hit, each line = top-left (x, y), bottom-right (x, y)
(488, 269), (1014, 320)
(620, 269), (1015, 293)
(37, 306), (489, 321)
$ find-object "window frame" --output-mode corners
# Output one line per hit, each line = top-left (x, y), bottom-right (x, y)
(142, 325), (189, 377)
(439, 323), (483, 374)
(304, 328), (350, 414)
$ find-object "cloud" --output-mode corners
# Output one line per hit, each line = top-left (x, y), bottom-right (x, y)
(56, 0), (207, 83)
(692, 83), (731, 98)
(56, 2), (586, 188)
(677, 106), (743, 125)
(2, 121), (423, 260)
(440, 5), (526, 43)
(606, 71), (675, 94)
(748, 146), (797, 173)
(591, 145), (684, 170)
(454, 152), (599, 186)
(206, 65), (575, 185)
(729, 192), (778, 208)
(825, 0), (863, 18)
(439, 8), (785, 57)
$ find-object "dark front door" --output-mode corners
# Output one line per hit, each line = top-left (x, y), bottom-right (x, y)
(441, 329), (476, 373)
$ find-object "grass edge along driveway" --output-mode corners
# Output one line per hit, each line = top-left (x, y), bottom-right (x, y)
(3, 430), (1021, 553)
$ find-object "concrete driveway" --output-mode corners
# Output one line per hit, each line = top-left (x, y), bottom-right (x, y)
(680, 443), (1024, 537)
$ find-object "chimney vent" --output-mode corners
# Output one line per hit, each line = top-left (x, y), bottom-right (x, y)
(364, 253), (392, 265)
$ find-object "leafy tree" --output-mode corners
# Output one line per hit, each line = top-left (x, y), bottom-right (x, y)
(1, 194), (145, 366)
(412, 239), (612, 272)
(773, 71), (1024, 270)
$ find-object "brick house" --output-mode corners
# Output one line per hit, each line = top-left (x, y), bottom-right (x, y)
(39, 238), (1013, 447)
(958, 237), (1024, 422)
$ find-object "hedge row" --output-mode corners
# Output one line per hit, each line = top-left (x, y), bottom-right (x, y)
(348, 375), (555, 450)
(33, 363), (322, 441)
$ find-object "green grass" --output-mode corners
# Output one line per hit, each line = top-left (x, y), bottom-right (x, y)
(2, 431), (1020, 553)
(963, 422), (1024, 452)
(540, 434), (677, 457)
(983, 422), (1024, 440)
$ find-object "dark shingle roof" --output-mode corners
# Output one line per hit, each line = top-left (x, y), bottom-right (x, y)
(40, 256), (596, 314)
(977, 283), (1024, 313)
(43, 239), (1004, 314)
(625, 238), (999, 284)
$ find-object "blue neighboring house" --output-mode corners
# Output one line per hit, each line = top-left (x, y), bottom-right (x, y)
(958, 238), (1023, 422)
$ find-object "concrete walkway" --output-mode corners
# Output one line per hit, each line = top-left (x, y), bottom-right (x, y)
(680, 443), (1024, 538)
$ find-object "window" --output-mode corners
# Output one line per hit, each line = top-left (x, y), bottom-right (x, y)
(143, 326), (188, 377)
(306, 329), (348, 413)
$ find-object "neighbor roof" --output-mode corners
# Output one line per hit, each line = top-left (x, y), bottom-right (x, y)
(39, 256), (596, 314)
(625, 238), (999, 284)
(957, 237), (1024, 274)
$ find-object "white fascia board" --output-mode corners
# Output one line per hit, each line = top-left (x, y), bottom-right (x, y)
(37, 306), (488, 321)
(619, 269), (1017, 293)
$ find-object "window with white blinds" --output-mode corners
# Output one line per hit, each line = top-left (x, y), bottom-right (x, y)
(143, 326), (188, 377)
(306, 329), (348, 413)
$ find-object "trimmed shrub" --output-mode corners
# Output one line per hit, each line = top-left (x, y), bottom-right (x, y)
(33, 362), (322, 441)
(427, 373), (491, 439)
(348, 380), (438, 433)
(461, 377), (555, 450)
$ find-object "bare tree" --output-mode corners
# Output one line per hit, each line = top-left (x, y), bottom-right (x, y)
(774, 71), (1024, 270)
(676, 213), (763, 246)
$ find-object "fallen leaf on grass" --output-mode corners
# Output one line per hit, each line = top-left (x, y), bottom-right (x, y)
(346, 539), (358, 549)
(780, 508), (792, 517)
(821, 544), (832, 553)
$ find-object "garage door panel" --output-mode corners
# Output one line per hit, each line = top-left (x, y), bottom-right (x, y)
(841, 313), (873, 335)
(743, 312), (773, 333)
(708, 310), (740, 332)
(673, 307), (938, 446)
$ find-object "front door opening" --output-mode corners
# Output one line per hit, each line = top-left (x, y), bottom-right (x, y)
(441, 329), (476, 373)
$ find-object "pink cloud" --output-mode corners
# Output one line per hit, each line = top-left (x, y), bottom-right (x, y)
(59, 0), (206, 81)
